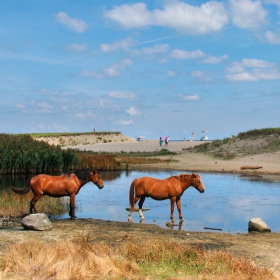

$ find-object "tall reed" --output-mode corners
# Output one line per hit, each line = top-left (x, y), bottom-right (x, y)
(0, 134), (121, 174)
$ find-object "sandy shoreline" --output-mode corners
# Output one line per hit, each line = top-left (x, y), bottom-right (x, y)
(67, 140), (280, 176)
(37, 133), (280, 175)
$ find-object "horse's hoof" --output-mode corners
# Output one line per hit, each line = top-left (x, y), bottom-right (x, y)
(166, 221), (173, 227)
(71, 216), (78, 220)
(180, 218), (184, 223)
(128, 217), (132, 222)
(140, 217), (145, 221)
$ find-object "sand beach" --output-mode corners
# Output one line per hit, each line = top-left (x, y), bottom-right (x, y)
(40, 133), (280, 175)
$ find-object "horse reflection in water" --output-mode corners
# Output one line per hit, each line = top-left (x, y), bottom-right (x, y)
(128, 173), (205, 224)
(11, 170), (104, 219)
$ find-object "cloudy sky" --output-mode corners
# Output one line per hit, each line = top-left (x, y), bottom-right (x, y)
(1, 0), (280, 140)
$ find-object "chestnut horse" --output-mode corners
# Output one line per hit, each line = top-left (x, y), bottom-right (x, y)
(11, 170), (104, 219)
(128, 173), (205, 223)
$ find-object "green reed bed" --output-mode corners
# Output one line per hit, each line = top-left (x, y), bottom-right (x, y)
(0, 134), (122, 174)
(0, 134), (79, 174)
(0, 189), (68, 217)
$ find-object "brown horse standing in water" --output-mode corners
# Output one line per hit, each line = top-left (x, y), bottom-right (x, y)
(11, 170), (104, 219)
(128, 173), (205, 223)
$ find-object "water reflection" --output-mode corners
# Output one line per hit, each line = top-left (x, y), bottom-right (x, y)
(99, 171), (122, 181)
(1, 171), (280, 233)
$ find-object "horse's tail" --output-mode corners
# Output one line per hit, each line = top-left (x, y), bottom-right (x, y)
(129, 179), (137, 211)
(11, 178), (31, 194)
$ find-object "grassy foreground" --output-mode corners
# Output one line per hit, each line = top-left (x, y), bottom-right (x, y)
(0, 238), (274, 280)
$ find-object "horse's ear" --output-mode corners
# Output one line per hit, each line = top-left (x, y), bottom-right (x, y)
(192, 173), (197, 177)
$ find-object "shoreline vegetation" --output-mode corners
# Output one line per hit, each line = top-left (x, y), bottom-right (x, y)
(1, 127), (280, 175)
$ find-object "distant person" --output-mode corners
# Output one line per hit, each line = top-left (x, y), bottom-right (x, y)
(159, 137), (163, 146)
(165, 136), (169, 146)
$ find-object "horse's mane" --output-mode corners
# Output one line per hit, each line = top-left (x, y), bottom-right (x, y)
(173, 174), (192, 181)
(65, 170), (96, 181)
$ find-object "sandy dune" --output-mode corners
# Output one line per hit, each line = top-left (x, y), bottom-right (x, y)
(37, 133), (280, 175)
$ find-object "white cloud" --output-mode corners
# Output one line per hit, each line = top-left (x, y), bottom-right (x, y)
(126, 106), (140, 116)
(41, 88), (51, 94)
(201, 54), (228, 64)
(191, 70), (215, 82)
(264, 31), (280, 44)
(183, 95), (200, 101)
(37, 102), (53, 113)
(15, 103), (26, 110)
(142, 44), (170, 54)
(115, 119), (134, 125)
(104, 3), (152, 28)
(81, 59), (132, 79)
(226, 69), (280, 81)
(167, 71), (176, 77)
(76, 111), (94, 119)
(100, 38), (136, 53)
(56, 12), (88, 33)
(191, 71), (205, 78)
(170, 49), (205, 59)
(236, 58), (276, 68)
(265, 0), (280, 10)
(108, 91), (136, 99)
(66, 43), (87, 52)
(230, 0), (267, 30)
(226, 58), (280, 81)
(80, 70), (96, 78)
(119, 58), (133, 66)
(103, 67), (121, 78)
(104, 1), (228, 34)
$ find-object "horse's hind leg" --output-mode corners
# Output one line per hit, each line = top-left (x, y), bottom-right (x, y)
(128, 196), (140, 222)
(128, 211), (133, 222)
(176, 198), (184, 223)
(170, 197), (176, 223)
(30, 195), (41, 214)
(138, 196), (146, 220)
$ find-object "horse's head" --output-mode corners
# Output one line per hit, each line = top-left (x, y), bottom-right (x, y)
(90, 170), (104, 189)
(191, 173), (205, 193)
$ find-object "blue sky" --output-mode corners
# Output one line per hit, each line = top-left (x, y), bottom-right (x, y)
(1, 0), (280, 140)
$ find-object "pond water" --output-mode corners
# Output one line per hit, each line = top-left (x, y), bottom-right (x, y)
(2, 171), (280, 233)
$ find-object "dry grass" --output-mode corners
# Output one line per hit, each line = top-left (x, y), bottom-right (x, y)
(0, 238), (275, 280)
(0, 240), (138, 280)
(0, 189), (68, 217)
(77, 153), (121, 170)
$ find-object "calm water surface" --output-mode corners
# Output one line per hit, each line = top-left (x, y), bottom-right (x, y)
(65, 171), (280, 233)
(2, 171), (280, 233)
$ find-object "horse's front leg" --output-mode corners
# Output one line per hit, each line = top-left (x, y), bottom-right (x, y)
(138, 196), (146, 220)
(170, 197), (176, 223)
(176, 198), (184, 223)
(69, 194), (77, 220)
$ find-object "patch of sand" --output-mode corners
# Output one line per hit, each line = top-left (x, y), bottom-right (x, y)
(37, 133), (280, 175)
(35, 133), (137, 146)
